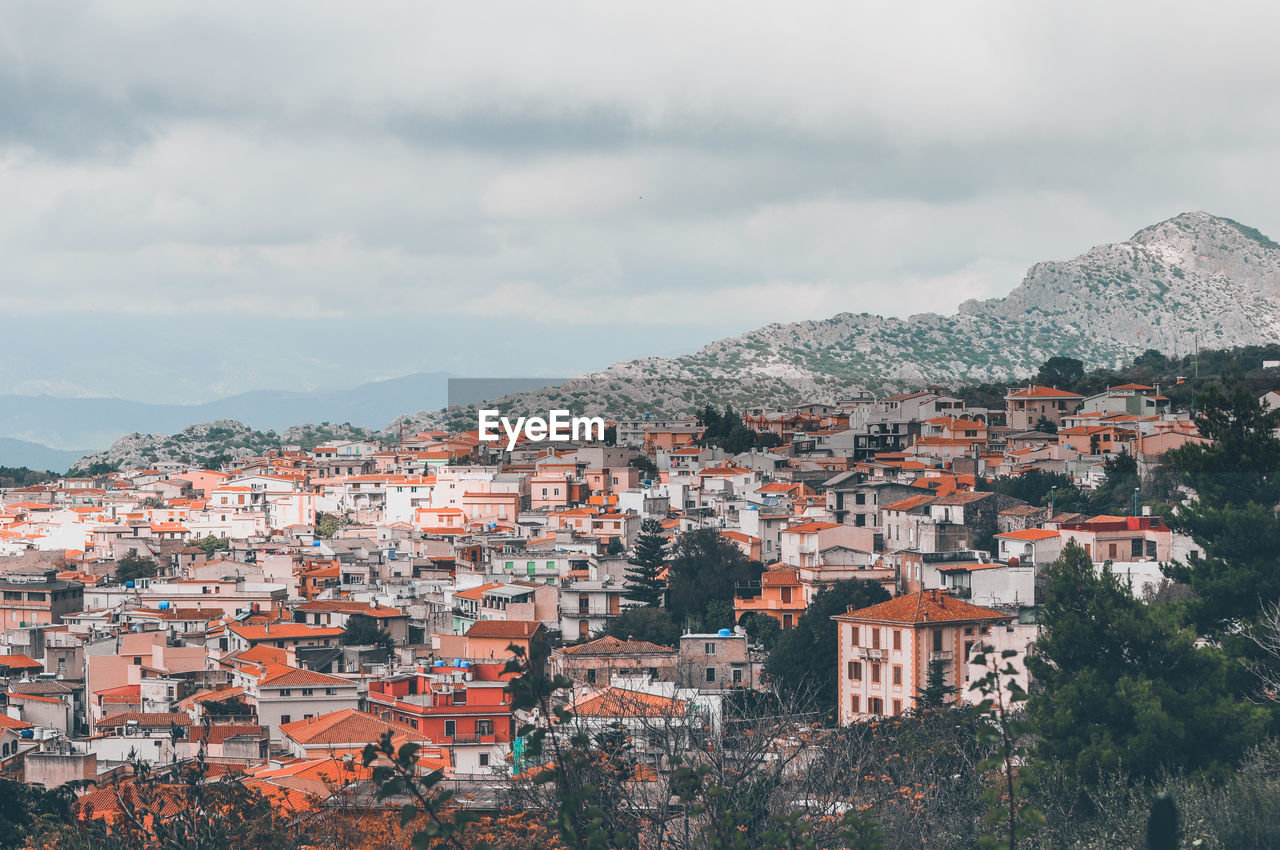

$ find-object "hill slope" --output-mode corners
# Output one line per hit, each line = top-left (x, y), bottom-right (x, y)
(408, 212), (1280, 428)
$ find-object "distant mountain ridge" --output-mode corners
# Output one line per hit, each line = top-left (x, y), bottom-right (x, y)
(0, 372), (455, 468)
(62, 212), (1280, 471)
(396, 211), (1280, 428)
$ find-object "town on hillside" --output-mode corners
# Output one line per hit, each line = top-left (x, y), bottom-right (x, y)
(0, 371), (1270, 846)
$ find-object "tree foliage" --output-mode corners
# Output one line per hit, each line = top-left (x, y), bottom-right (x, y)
(340, 613), (395, 651)
(622, 518), (667, 606)
(1027, 543), (1269, 785)
(603, 606), (681, 648)
(665, 528), (762, 627)
(116, 555), (158, 583)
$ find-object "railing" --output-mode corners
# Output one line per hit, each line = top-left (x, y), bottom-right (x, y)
(856, 647), (885, 661)
(928, 651), (953, 662)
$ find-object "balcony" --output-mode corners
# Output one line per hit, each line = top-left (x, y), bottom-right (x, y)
(856, 647), (885, 661)
(928, 651), (953, 663)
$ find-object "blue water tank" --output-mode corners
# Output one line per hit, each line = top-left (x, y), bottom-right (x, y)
(19, 729), (33, 739)
(717, 628), (732, 637)
(452, 658), (461, 667)
(433, 660), (445, 668)
(387, 550), (397, 560)
(459, 661), (471, 669)
(158, 601), (170, 610)
(312, 541), (321, 547)
(125, 581), (135, 588)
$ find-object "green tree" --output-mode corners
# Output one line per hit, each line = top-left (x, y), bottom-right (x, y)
(194, 535), (231, 557)
(315, 512), (340, 538)
(979, 469), (1086, 514)
(340, 613), (395, 651)
(665, 527), (762, 626)
(116, 555), (158, 583)
(1086, 451), (1140, 515)
(0, 778), (74, 849)
(1163, 379), (1280, 634)
(918, 657), (957, 710)
(742, 612), (782, 652)
(1036, 355), (1085, 391)
(766, 580), (891, 716)
(604, 606), (681, 647)
(1027, 543), (1269, 784)
(623, 518), (668, 606)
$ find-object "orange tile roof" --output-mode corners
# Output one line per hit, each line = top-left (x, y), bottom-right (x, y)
(573, 687), (686, 718)
(229, 623), (344, 641)
(280, 708), (424, 746)
(835, 590), (1008, 625)
(454, 582), (504, 601)
(996, 528), (1061, 541)
(259, 664), (351, 688)
(784, 521), (840, 534)
(465, 620), (543, 640)
(558, 635), (675, 656)
(0, 653), (42, 670)
(883, 495), (935, 512)
(1005, 385), (1083, 399)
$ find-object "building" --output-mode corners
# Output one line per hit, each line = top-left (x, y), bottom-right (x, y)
(832, 590), (1010, 725)
(1004, 386), (1084, 431)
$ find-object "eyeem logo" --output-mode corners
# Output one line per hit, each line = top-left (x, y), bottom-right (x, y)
(478, 409), (605, 451)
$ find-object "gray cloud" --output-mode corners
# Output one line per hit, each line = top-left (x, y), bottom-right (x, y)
(1, 2), (1279, 402)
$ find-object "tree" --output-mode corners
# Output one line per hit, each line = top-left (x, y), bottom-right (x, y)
(1163, 379), (1280, 634)
(742, 612), (781, 652)
(979, 470), (1085, 515)
(340, 613), (394, 651)
(315, 512), (340, 538)
(1036, 356), (1085, 391)
(1085, 450), (1140, 515)
(665, 528), (762, 627)
(603, 606), (681, 647)
(623, 518), (667, 606)
(629, 453), (659, 479)
(766, 580), (891, 716)
(918, 658), (957, 710)
(1027, 543), (1269, 784)
(194, 535), (230, 557)
(116, 555), (158, 583)
(0, 778), (74, 849)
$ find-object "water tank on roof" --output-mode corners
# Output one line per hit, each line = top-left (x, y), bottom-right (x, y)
(158, 601), (170, 610)
(489, 522), (496, 530)
(717, 628), (732, 637)
(312, 541), (321, 547)
(433, 660), (445, 668)
(125, 581), (135, 589)
(459, 661), (471, 669)
(452, 658), (461, 667)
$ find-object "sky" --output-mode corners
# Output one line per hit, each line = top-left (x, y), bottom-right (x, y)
(2, 2), (1280, 403)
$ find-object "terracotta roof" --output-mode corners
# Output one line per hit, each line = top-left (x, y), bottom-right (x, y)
(280, 708), (424, 746)
(996, 528), (1061, 542)
(0, 714), (33, 730)
(0, 653), (42, 670)
(465, 620), (543, 640)
(98, 712), (192, 728)
(761, 568), (801, 587)
(294, 600), (406, 618)
(834, 590), (1008, 626)
(558, 635), (675, 656)
(454, 582), (505, 601)
(259, 664), (351, 688)
(573, 687), (686, 718)
(883, 495), (935, 512)
(229, 623), (344, 641)
(784, 521), (840, 534)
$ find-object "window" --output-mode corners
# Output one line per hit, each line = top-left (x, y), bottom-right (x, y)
(782, 614), (793, 628)
(301, 688), (314, 697)
(892, 665), (902, 686)
(892, 699), (902, 716)
(704, 642), (717, 655)
(872, 628), (881, 650)
(848, 661), (860, 680)
(133, 657), (142, 665)
(851, 695), (860, 714)
(706, 667), (716, 683)
(479, 753), (490, 767)
(279, 689), (292, 696)
(932, 629), (943, 652)
(451, 690), (468, 705)
(444, 720), (456, 738)
(780, 586), (792, 604)
(325, 688), (337, 696)
(892, 629), (901, 651)
(476, 719), (493, 736)
(850, 626), (860, 646)
(871, 663), (881, 684)
(304, 713), (314, 720)
(281, 715), (291, 724)
(586, 668), (597, 684)
(869, 697), (883, 715)
(732, 668), (743, 684)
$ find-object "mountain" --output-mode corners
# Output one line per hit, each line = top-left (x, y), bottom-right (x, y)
(401, 212), (1280, 428)
(0, 372), (456, 466)
(0, 438), (90, 473)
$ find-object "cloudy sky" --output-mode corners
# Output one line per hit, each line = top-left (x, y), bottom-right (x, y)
(2, 2), (1279, 402)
